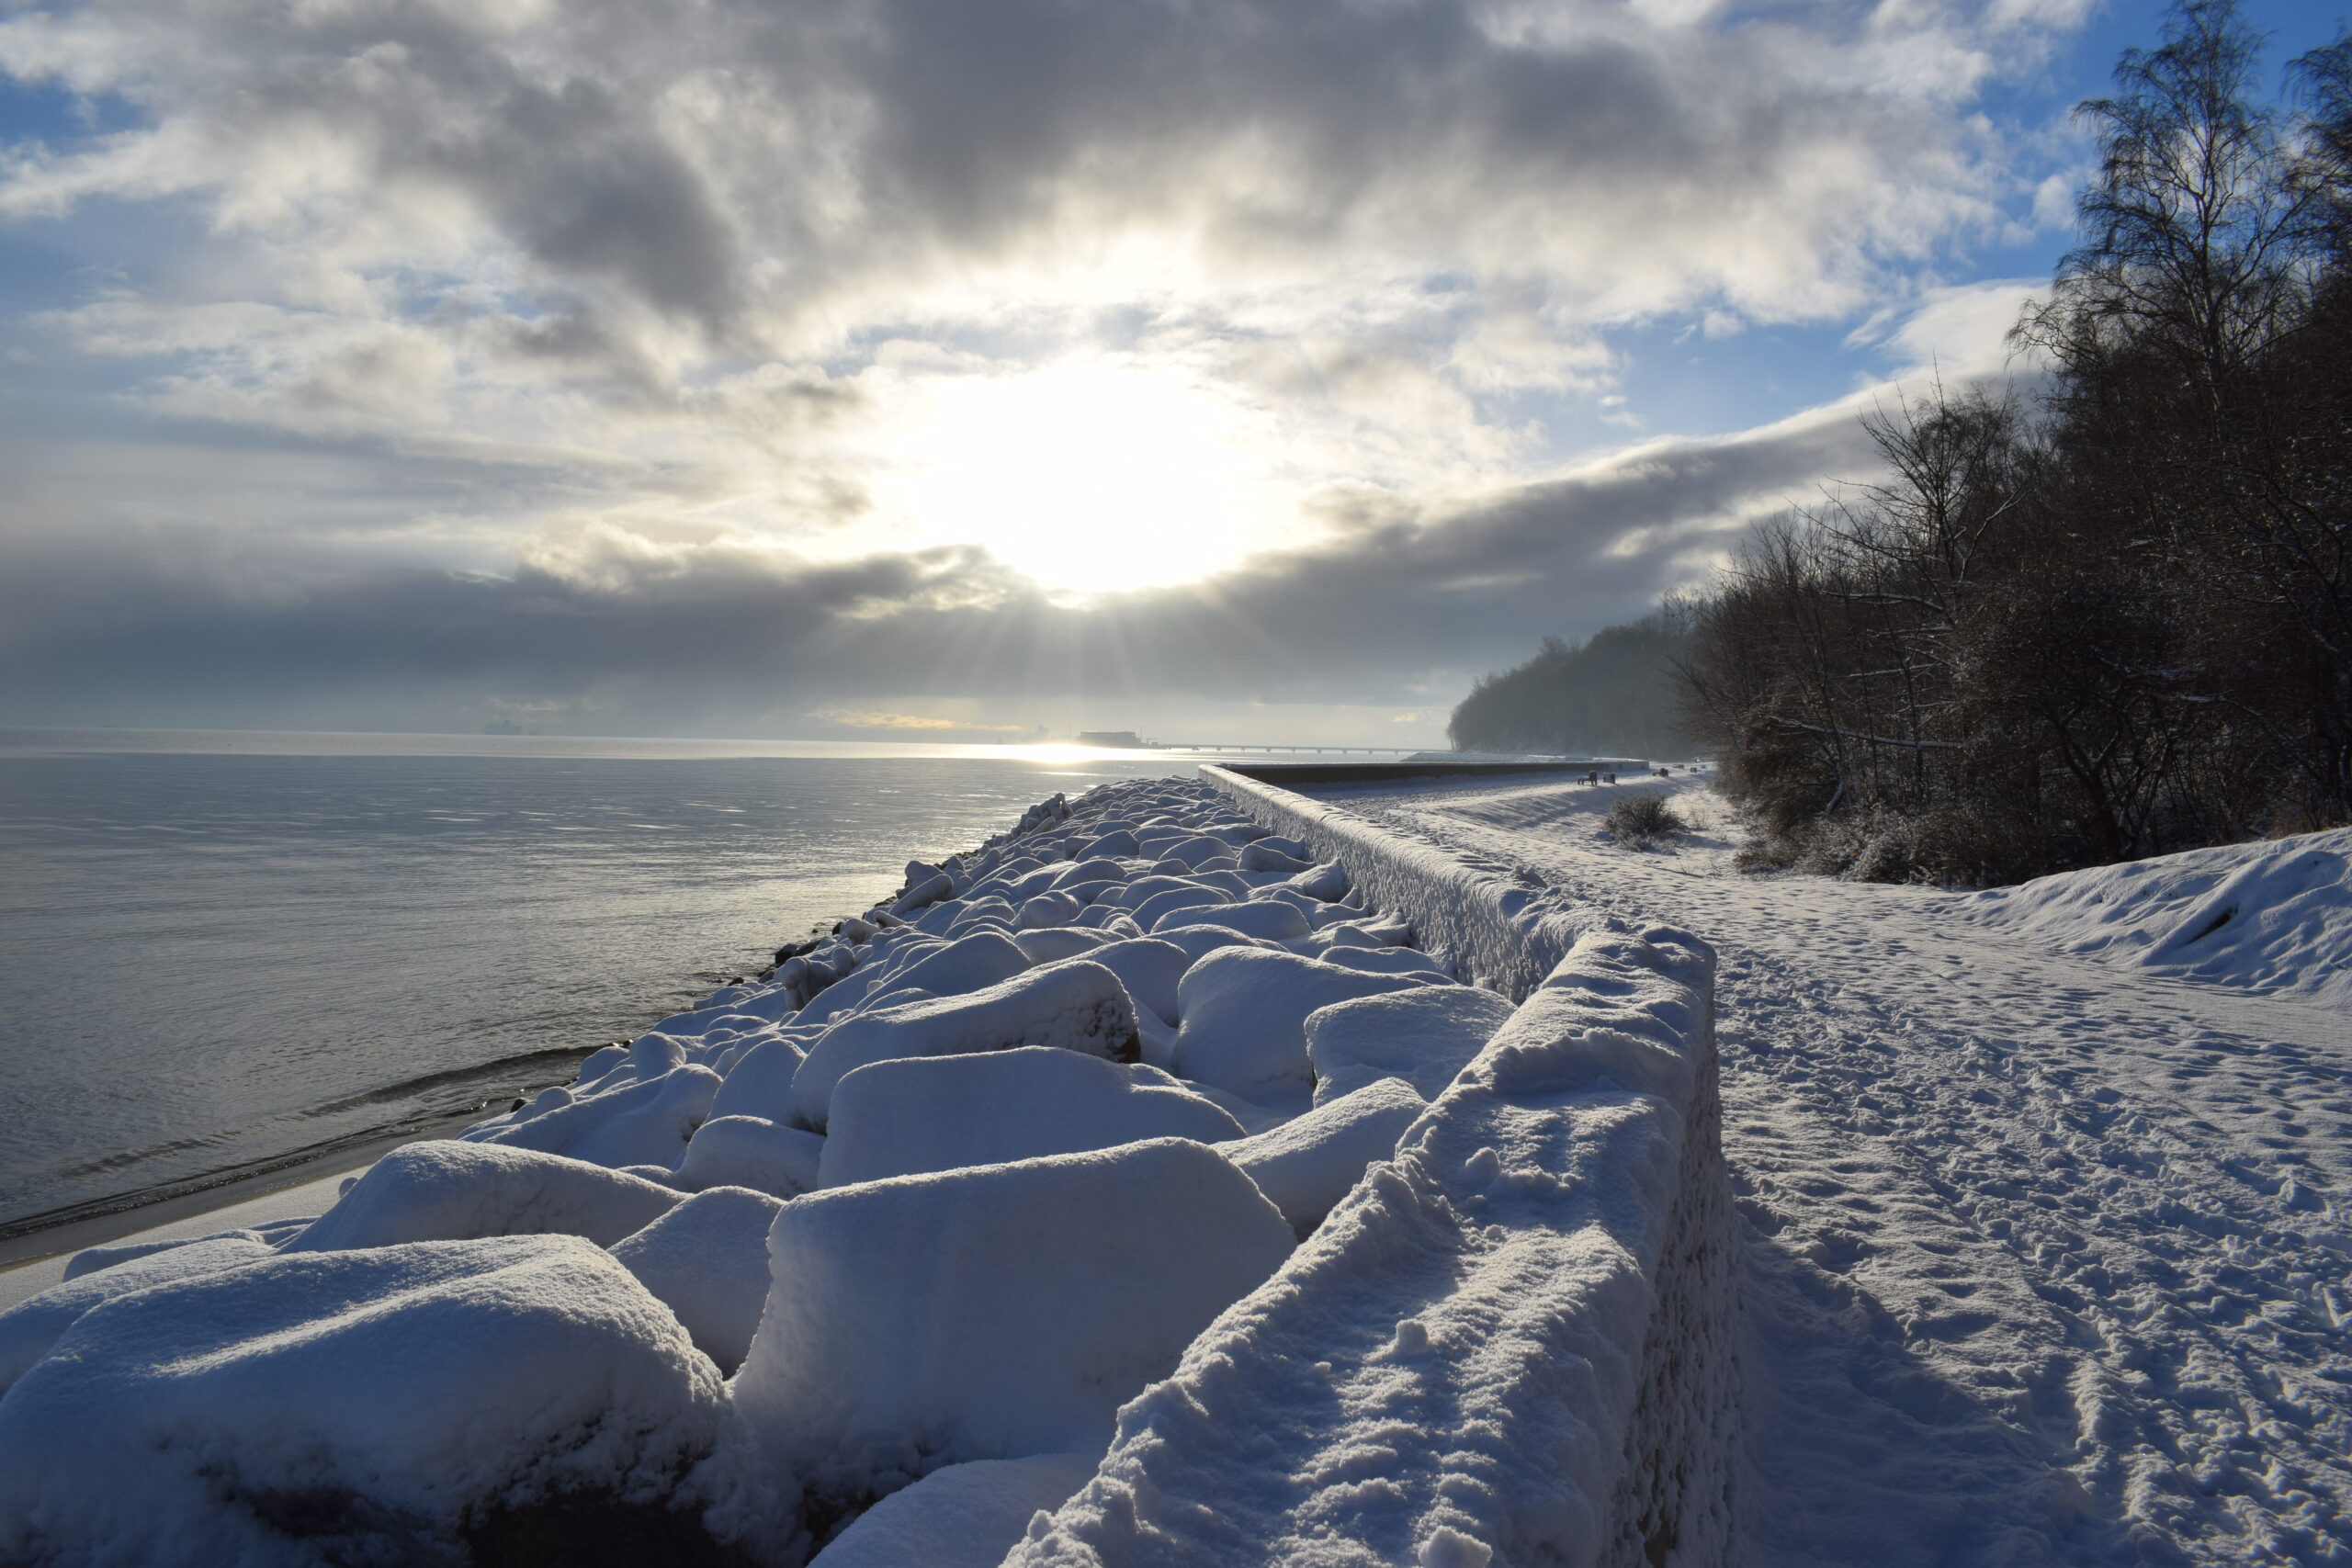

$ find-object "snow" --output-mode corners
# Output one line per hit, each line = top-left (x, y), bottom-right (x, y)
(0, 1233), (277, 1393)
(808, 1454), (1101, 1568)
(1222, 1076), (1429, 1236)
(1204, 764), (1603, 997)
(674, 1113), (824, 1198)
(1170, 945), (1422, 1106)
(1306, 986), (1518, 1107)
(820, 1045), (1245, 1186)
(1306, 768), (2352, 1565)
(0, 1235), (726, 1567)
(719, 1137), (1295, 1544)
(48, 766), (2331, 1564)
(707, 1034), (808, 1122)
(468, 1059), (720, 1168)
(608, 1184), (786, 1372)
(792, 957), (1141, 1131)
(1154, 897), (1312, 941)
(1955, 826), (2352, 1006)
(1009, 925), (1731, 1568)
(1075, 935), (1189, 1025)
(285, 1139), (684, 1251)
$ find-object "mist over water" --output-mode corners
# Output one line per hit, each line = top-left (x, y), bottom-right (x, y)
(0, 731), (1189, 1236)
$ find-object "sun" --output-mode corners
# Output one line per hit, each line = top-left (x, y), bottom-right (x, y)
(875, 361), (1300, 594)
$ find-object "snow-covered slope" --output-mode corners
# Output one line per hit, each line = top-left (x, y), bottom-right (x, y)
(1956, 827), (2352, 1007)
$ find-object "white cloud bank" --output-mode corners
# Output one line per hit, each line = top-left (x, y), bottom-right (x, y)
(0, 0), (2086, 731)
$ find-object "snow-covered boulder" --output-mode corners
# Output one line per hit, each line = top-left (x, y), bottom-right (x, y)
(474, 1063), (721, 1170)
(1156, 925), (1271, 964)
(708, 1035), (808, 1122)
(793, 960), (1141, 1131)
(609, 1184), (786, 1372)
(673, 1113), (824, 1199)
(1171, 948), (1421, 1106)
(1017, 891), (1084, 931)
(1156, 899), (1312, 942)
(1154, 835), (1235, 870)
(1239, 840), (1313, 874)
(283, 1140), (683, 1252)
(808, 1453), (1100, 1568)
(1307, 986), (1517, 1106)
(885, 928), (1033, 1001)
(1014, 926), (1110, 965)
(1080, 936), (1190, 1025)
(1130, 884), (1231, 928)
(0, 1234), (277, 1393)
(1314, 944), (1452, 979)
(1223, 1077), (1428, 1235)
(0, 1236), (727, 1568)
(1287, 862), (1350, 902)
(820, 1046), (1244, 1187)
(724, 1139), (1293, 1516)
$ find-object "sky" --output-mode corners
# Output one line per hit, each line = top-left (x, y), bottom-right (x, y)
(0, 0), (2340, 746)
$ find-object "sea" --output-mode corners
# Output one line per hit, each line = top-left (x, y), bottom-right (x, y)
(0, 728), (1248, 1244)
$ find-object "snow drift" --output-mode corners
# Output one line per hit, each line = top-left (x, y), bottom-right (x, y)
(1954, 825), (2352, 1006)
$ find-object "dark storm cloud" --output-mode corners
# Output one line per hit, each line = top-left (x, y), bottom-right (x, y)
(0, 407), (1873, 730)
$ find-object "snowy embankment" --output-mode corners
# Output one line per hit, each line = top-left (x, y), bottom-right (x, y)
(0, 773), (1725, 1568)
(1953, 826), (2352, 1008)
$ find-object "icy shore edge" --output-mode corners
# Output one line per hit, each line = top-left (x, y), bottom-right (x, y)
(1007, 771), (1734, 1568)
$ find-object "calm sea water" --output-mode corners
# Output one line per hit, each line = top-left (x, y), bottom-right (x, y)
(0, 729), (1204, 1238)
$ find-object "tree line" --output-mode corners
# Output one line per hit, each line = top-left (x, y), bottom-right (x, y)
(1445, 608), (1699, 760)
(1670, 1), (2352, 884)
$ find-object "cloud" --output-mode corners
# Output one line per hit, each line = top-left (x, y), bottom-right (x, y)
(0, 0), (2075, 479)
(0, 381), (1891, 732)
(808, 708), (1025, 733)
(0, 0), (2096, 733)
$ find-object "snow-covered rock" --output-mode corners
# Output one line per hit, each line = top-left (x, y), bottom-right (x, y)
(1078, 936), (1190, 1025)
(284, 1140), (684, 1252)
(1155, 898), (1312, 942)
(1013, 926), (1110, 964)
(0, 1233), (277, 1393)
(808, 1453), (1100, 1568)
(1223, 1077), (1428, 1235)
(820, 1046), (1244, 1186)
(473, 1062), (721, 1169)
(1306, 986), (1517, 1106)
(1171, 947), (1420, 1106)
(673, 1113), (824, 1198)
(0, 1236), (728, 1568)
(707, 1035), (808, 1122)
(609, 1184), (786, 1372)
(721, 1138), (1294, 1525)
(793, 959), (1141, 1131)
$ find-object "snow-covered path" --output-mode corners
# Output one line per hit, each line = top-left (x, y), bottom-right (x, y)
(1316, 775), (2352, 1568)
